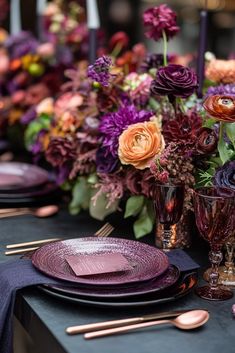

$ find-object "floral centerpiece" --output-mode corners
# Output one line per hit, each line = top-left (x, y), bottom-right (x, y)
(23, 4), (235, 244)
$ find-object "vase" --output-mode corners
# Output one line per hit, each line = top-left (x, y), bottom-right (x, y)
(155, 211), (192, 249)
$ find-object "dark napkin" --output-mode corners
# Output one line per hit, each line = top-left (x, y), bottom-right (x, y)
(0, 251), (199, 353)
(0, 259), (60, 353)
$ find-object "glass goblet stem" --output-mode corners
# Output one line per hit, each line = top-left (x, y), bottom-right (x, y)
(208, 248), (223, 290)
(224, 241), (234, 275)
(162, 224), (173, 250)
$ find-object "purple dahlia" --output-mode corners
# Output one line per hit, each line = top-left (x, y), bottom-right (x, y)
(143, 5), (179, 42)
(96, 147), (119, 174)
(99, 105), (152, 157)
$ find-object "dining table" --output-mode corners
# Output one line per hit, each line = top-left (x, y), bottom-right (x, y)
(0, 208), (234, 353)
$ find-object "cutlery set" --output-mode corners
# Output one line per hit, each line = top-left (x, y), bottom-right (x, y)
(66, 309), (209, 339)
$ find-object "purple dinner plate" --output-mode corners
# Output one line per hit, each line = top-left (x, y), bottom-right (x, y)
(0, 162), (49, 190)
(42, 265), (180, 299)
(0, 182), (58, 199)
(32, 237), (169, 286)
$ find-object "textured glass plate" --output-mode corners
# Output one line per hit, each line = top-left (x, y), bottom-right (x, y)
(0, 162), (49, 190)
(32, 237), (169, 286)
(39, 272), (198, 308)
(41, 265), (180, 299)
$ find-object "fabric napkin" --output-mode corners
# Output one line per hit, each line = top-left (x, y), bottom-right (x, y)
(0, 251), (199, 353)
(0, 259), (61, 353)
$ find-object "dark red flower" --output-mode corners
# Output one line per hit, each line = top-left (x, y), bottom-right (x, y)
(45, 137), (77, 168)
(163, 111), (202, 145)
(195, 127), (218, 154)
(151, 64), (198, 98)
(109, 32), (129, 52)
(143, 5), (179, 41)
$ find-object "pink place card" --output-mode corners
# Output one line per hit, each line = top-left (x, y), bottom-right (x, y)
(65, 253), (133, 277)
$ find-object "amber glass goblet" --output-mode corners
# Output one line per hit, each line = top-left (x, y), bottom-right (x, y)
(153, 183), (185, 250)
(193, 187), (235, 300)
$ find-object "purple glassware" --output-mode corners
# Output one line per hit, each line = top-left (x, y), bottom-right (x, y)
(154, 183), (185, 250)
(194, 186), (235, 300)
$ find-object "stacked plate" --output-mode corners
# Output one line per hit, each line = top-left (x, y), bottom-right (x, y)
(31, 237), (198, 308)
(0, 162), (58, 206)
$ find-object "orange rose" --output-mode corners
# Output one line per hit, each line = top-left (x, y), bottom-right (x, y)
(203, 95), (235, 123)
(118, 120), (165, 170)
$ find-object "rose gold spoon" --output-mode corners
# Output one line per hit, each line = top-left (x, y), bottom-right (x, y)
(0, 205), (59, 219)
(84, 310), (209, 339)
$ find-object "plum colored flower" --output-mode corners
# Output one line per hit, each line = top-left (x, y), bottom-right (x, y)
(195, 127), (218, 155)
(163, 111), (202, 144)
(45, 137), (76, 167)
(99, 105), (152, 157)
(151, 64), (198, 98)
(203, 95), (235, 123)
(213, 161), (235, 190)
(20, 107), (37, 124)
(88, 55), (114, 87)
(143, 5), (179, 41)
(205, 60), (235, 84)
(96, 147), (119, 173)
(118, 120), (165, 170)
(206, 84), (235, 97)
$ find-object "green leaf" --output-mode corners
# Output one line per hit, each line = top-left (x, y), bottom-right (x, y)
(225, 123), (235, 148)
(69, 177), (91, 215)
(218, 122), (230, 164)
(133, 206), (154, 239)
(89, 190), (120, 220)
(124, 195), (144, 218)
(203, 118), (217, 128)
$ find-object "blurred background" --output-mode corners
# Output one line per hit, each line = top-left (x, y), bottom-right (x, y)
(1, 0), (235, 58)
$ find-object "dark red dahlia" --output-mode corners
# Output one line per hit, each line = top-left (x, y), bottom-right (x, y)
(45, 137), (77, 168)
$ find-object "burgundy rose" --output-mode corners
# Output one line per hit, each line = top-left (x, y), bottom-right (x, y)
(151, 64), (198, 98)
(195, 127), (218, 155)
(143, 5), (179, 41)
(213, 161), (235, 191)
(45, 137), (77, 168)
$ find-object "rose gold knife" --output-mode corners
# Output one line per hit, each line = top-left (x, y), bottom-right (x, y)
(66, 309), (195, 334)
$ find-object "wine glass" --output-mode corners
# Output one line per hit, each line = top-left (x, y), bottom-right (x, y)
(153, 183), (185, 250)
(193, 186), (235, 300)
(218, 235), (235, 287)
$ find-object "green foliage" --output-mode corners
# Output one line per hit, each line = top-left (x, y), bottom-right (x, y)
(203, 118), (217, 128)
(69, 177), (91, 215)
(89, 190), (120, 220)
(124, 195), (144, 218)
(24, 114), (52, 149)
(225, 123), (235, 149)
(133, 200), (155, 239)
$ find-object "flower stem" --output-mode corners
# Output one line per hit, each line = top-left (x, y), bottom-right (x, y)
(218, 122), (230, 164)
(162, 30), (168, 66)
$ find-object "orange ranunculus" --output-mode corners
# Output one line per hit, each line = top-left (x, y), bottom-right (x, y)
(205, 59), (235, 84)
(203, 95), (235, 123)
(118, 120), (165, 170)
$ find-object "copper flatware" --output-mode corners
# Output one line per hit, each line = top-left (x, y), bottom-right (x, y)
(0, 205), (59, 219)
(84, 310), (210, 339)
(66, 309), (200, 335)
(5, 222), (114, 255)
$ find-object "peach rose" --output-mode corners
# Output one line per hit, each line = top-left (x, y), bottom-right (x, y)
(205, 59), (235, 84)
(203, 95), (235, 123)
(118, 120), (165, 170)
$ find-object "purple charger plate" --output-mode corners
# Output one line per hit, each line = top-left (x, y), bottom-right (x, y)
(0, 162), (49, 190)
(32, 237), (169, 286)
(42, 265), (180, 299)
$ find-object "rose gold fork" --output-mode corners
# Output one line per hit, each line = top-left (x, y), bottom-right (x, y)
(4, 222), (114, 255)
